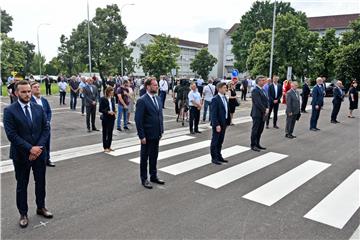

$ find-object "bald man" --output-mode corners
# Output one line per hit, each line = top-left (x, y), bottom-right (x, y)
(331, 81), (345, 123)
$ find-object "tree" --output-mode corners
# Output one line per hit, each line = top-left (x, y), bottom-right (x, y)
(44, 57), (62, 75)
(231, 0), (298, 72)
(311, 29), (339, 80)
(139, 34), (180, 79)
(1, 34), (27, 79)
(19, 41), (36, 76)
(246, 13), (318, 80)
(57, 4), (133, 78)
(335, 17), (360, 87)
(30, 53), (46, 75)
(1, 9), (13, 34)
(190, 48), (217, 80)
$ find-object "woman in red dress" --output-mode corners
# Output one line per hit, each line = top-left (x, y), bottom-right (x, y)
(282, 79), (291, 104)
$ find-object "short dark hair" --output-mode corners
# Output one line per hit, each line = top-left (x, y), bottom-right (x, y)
(15, 80), (30, 91)
(144, 77), (156, 88)
(105, 86), (114, 97)
(217, 82), (227, 90)
(256, 75), (265, 84)
(30, 81), (40, 88)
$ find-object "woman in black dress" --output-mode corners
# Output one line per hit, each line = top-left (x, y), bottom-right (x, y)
(348, 80), (358, 118)
(228, 82), (239, 125)
(99, 86), (116, 152)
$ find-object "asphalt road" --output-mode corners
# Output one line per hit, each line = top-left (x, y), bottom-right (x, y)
(1, 93), (359, 239)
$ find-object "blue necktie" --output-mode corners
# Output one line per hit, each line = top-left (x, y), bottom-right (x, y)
(24, 105), (32, 126)
(152, 96), (159, 110)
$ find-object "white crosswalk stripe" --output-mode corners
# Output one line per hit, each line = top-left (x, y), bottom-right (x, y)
(108, 135), (194, 156)
(160, 145), (250, 175)
(195, 152), (288, 189)
(128, 140), (212, 164)
(242, 160), (331, 206)
(304, 169), (360, 229)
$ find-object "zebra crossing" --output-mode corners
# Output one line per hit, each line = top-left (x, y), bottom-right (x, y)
(108, 134), (360, 231)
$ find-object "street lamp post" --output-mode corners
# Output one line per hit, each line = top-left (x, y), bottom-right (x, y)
(87, 0), (92, 75)
(37, 23), (50, 83)
(269, 0), (277, 78)
(119, 3), (135, 76)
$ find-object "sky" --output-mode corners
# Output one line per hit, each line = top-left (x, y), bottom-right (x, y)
(2, 0), (360, 62)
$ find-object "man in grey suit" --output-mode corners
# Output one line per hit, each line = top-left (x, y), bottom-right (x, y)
(285, 81), (301, 139)
(83, 77), (99, 132)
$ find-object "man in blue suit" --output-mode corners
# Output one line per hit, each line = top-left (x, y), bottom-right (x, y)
(250, 76), (269, 152)
(210, 82), (231, 165)
(135, 78), (165, 189)
(30, 82), (55, 167)
(330, 80), (345, 123)
(310, 77), (325, 131)
(3, 80), (53, 228)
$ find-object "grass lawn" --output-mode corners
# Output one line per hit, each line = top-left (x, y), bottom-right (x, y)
(1, 83), (66, 97)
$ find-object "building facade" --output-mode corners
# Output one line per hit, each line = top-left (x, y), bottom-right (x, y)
(130, 33), (207, 77)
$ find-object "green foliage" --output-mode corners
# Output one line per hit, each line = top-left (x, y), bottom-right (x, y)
(1, 9), (13, 34)
(335, 17), (360, 86)
(30, 52), (46, 74)
(231, 0), (297, 72)
(45, 57), (62, 75)
(190, 48), (217, 80)
(1, 34), (27, 78)
(246, 12), (318, 80)
(310, 28), (339, 80)
(139, 34), (180, 79)
(56, 4), (134, 77)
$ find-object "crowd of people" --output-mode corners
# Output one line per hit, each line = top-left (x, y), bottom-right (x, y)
(2, 72), (359, 228)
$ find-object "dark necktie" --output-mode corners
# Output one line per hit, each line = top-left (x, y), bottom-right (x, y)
(152, 96), (159, 110)
(24, 105), (32, 125)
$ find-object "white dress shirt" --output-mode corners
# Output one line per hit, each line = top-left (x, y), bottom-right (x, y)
(203, 84), (215, 102)
(188, 90), (201, 107)
(34, 96), (43, 106)
(159, 79), (168, 92)
(18, 100), (32, 120)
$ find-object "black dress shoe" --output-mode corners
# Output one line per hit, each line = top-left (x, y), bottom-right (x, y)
(150, 178), (165, 185)
(87, 129), (91, 133)
(195, 130), (202, 133)
(117, 127), (122, 131)
(190, 131), (195, 135)
(211, 160), (222, 165)
(266, 126), (269, 129)
(290, 135), (296, 138)
(251, 147), (260, 152)
(19, 215), (28, 228)
(310, 128), (317, 131)
(273, 126), (279, 129)
(335, 120), (340, 123)
(331, 120), (337, 124)
(92, 128), (100, 131)
(285, 134), (291, 138)
(218, 158), (228, 163)
(124, 126), (130, 130)
(257, 145), (266, 150)
(36, 208), (53, 218)
(315, 128), (321, 131)
(46, 160), (56, 167)
(142, 180), (153, 189)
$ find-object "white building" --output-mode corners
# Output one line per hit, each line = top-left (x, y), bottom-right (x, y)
(130, 33), (207, 77)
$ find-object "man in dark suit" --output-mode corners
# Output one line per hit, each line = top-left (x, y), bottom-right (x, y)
(30, 82), (55, 167)
(210, 82), (231, 165)
(266, 75), (282, 129)
(83, 77), (99, 132)
(250, 75), (269, 152)
(44, 74), (52, 95)
(285, 81), (301, 138)
(241, 78), (248, 101)
(135, 78), (165, 189)
(331, 81), (345, 123)
(3, 80), (53, 228)
(301, 78), (311, 113)
(310, 77), (325, 131)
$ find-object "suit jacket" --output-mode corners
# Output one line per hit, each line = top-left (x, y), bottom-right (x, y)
(135, 94), (164, 140)
(251, 86), (269, 118)
(268, 83), (282, 104)
(83, 84), (98, 106)
(302, 83), (310, 96)
(30, 96), (52, 122)
(286, 89), (300, 115)
(332, 87), (344, 104)
(311, 85), (324, 107)
(3, 101), (50, 163)
(99, 96), (116, 119)
(211, 94), (231, 127)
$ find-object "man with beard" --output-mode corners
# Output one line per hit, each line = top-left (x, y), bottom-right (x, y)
(3, 80), (52, 228)
(135, 77), (165, 189)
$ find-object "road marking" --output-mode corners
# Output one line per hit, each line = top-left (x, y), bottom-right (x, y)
(304, 169), (360, 229)
(0, 128), (200, 173)
(195, 152), (288, 189)
(0, 144), (10, 149)
(0, 122), (3, 128)
(108, 135), (194, 157)
(160, 145), (250, 175)
(242, 160), (331, 206)
(350, 225), (360, 240)
(129, 140), (211, 164)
